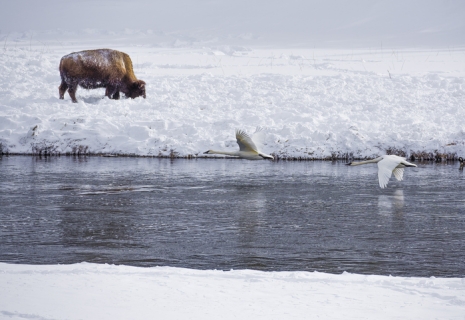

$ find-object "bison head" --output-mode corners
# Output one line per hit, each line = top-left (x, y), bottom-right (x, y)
(129, 80), (146, 99)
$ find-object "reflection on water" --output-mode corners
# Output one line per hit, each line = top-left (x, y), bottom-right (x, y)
(0, 156), (464, 277)
(378, 190), (404, 216)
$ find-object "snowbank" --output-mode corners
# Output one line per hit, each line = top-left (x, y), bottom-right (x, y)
(1, 263), (464, 320)
(1, 0), (464, 159)
(0, 42), (465, 159)
(0, 43), (464, 159)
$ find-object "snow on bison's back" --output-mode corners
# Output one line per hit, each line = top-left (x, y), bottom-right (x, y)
(58, 49), (146, 103)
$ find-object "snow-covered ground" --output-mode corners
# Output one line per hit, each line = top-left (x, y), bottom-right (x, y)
(1, 1), (464, 159)
(1, 263), (464, 320)
(1, 36), (464, 159)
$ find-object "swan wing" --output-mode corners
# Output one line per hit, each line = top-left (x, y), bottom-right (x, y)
(377, 156), (401, 188)
(251, 127), (266, 151)
(377, 167), (392, 188)
(236, 129), (259, 152)
(392, 168), (404, 181)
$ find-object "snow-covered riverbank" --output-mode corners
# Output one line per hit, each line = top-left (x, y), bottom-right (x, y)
(1, 0), (464, 159)
(1, 41), (464, 159)
(1, 263), (464, 320)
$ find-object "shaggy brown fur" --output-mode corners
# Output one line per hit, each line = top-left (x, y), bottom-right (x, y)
(59, 49), (146, 103)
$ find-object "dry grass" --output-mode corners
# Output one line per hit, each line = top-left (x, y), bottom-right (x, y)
(2, 144), (462, 162)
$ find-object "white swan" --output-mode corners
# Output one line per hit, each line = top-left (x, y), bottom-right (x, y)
(346, 155), (417, 188)
(204, 128), (274, 160)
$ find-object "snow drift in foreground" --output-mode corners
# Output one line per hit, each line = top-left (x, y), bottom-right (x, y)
(1, 40), (464, 160)
(0, 263), (464, 320)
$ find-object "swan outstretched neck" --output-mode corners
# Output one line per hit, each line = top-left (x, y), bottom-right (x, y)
(204, 128), (274, 160)
(346, 157), (383, 166)
(347, 155), (417, 188)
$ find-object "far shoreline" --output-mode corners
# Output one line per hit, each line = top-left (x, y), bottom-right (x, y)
(0, 152), (462, 162)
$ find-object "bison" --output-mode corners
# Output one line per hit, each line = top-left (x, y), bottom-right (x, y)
(58, 49), (146, 103)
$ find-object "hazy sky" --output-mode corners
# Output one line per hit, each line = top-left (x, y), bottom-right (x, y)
(1, 0), (464, 46)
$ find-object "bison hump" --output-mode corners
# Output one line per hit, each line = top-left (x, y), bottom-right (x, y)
(61, 49), (127, 79)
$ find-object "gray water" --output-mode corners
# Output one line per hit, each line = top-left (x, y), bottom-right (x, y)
(0, 156), (464, 277)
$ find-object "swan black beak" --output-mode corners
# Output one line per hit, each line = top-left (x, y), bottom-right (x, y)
(203, 150), (210, 154)
(346, 162), (353, 166)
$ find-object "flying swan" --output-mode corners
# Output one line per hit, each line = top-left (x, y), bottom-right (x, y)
(346, 155), (417, 188)
(204, 128), (274, 160)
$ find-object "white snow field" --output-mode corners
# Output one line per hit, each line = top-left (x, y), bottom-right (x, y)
(0, 1), (464, 159)
(1, 263), (464, 320)
(1, 37), (465, 159)
(1, 37), (464, 159)
(1, 0), (465, 319)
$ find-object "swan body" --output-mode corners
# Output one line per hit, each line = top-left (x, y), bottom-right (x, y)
(204, 128), (274, 160)
(347, 155), (417, 188)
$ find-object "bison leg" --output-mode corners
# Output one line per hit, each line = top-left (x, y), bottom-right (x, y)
(59, 81), (68, 99)
(105, 86), (113, 99)
(67, 84), (78, 103)
(105, 86), (119, 99)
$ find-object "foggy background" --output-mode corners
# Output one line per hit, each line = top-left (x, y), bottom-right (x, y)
(1, 0), (464, 47)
